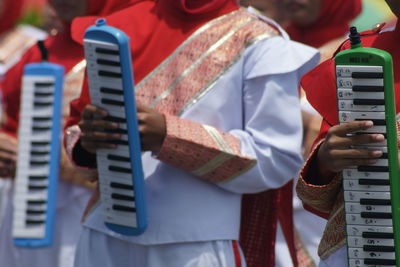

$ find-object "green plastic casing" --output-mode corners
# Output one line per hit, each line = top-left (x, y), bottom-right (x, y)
(335, 44), (400, 266)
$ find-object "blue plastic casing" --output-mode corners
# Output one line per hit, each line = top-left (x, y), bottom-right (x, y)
(84, 19), (147, 235)
(14, 62), (64, 247)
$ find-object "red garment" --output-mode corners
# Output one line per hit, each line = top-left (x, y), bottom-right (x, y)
(285, 0), (362, 47)
(0, 0), (25, 35)
(68, 0), (238, 126)
(1, 27), (82, 136)
(87, 0), (140, 16)
(1, 0), (135, 136)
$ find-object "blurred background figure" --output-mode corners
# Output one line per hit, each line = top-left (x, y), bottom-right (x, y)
(0, 0), (50, 233)
(0, 0), (120, 266)
(240, 0), (287, 25)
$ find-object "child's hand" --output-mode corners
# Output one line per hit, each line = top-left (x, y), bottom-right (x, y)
(79, 104), (166, 154)
(317, 120), (384, 174)
(0, 132), (17, 178)
(79, 104), (121, 154)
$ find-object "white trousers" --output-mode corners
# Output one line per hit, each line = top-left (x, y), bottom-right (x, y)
(74, 227), (246, 267)
(0, 184), (90, 267)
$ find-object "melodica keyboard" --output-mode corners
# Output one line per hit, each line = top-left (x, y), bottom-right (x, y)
(83, 19), (147, 235)
(12, 41), (64, 247)
(336, 27), (400, 267)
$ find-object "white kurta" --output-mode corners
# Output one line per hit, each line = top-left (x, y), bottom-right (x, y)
(0, 181), (91, 267)
(81, 35), (319, 245)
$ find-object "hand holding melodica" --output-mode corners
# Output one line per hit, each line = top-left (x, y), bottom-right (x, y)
(79, 103), (166, 154)
(79, 104), (121, 154)
(316, 120), (384, 183)
(0, 132), (18, 178)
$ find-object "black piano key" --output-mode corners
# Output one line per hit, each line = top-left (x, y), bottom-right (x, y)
(95, 47), (119, 55)
(351, 72), (384, 79)
(30, 160), (49, 166)
(26, 209), (45, 215)
(352, 85), (384, 92)
(104, 128), (128, 135)
(34, 82), (54, 87)
(30, 151), (49, 156)
(107, 154), (130, 162)
(109, 165), (132, 174)
(112, 204), (136, 213)
(101, 98), (124, 106)
(29, 175), (47, 180)
(361, 212), (392, 219)
(364, 259), (396, 266)
(358, 179), (390, 186)
(27, 200), (46, 205)
(360, 199), (391, 206)
(358, 166), (389, 172)
(106, 140), (129, 146)
(111, 193), (135, 202)
(362, 232), (394, 239)
(355, 118), (386, 126)
(353, 99), (385, 105)
(34, 102), (52, 107)
(97, 59), (121, 67)
(26, 219), (45, 225)
(33, 117), (51, 122)
(100, 87), (123, 95)
(98, 70), (122, 78)
(110, 182), (133, 190)
(104, 115), (126, 123)
(31, 141), (50, 146)
(380, 153), (388, 159)
(363, 245), (395, 252)
(32, 126), (51, 131)
(34, 92), (53, 97)
(28, 185), (48, 190)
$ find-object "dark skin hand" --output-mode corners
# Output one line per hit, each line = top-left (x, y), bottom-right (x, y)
(0, 132), (18, 178)
(79, 103), (166, 155)
(315, 120), (385, 185)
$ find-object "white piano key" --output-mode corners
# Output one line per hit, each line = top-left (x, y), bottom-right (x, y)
(348, 259), (396, 267)
(102, 208), (137, 228)
(337, 89), (384, 100)
(12, 226), (45, 239)
(344, 191), (391, 202)
(338, 99), (385, 112)
(346, 214), (393, 226)
(345, 203), (391, 213)
(336, 65), (383, 78)
(348, 236), (394, 248)
(346, 225), (393, 236)
(14, 191), (48, 202)
(339, 111), (385, 123)
(337, 77), (383, 88)
(343, 180), (390, 192)
(348, 248), (395, 260)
